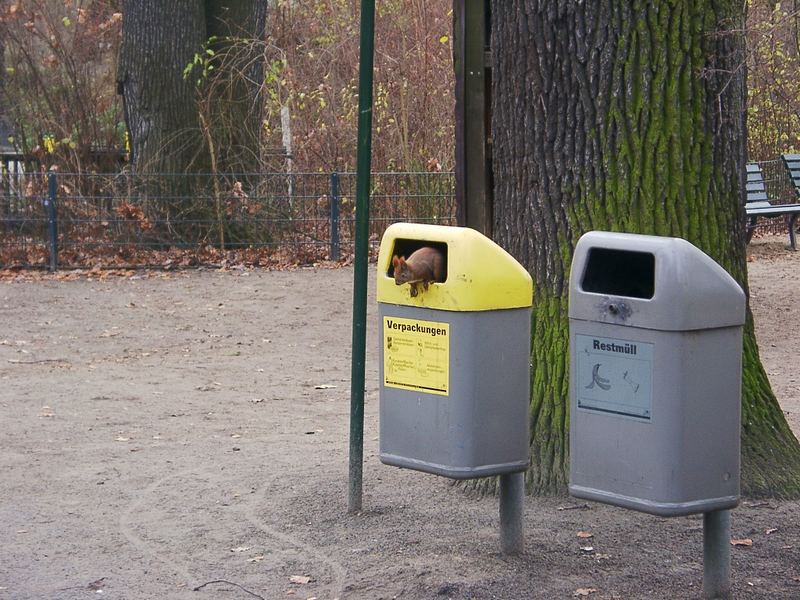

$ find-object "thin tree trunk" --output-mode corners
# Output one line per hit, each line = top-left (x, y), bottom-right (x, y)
(490, 1), (800, 497)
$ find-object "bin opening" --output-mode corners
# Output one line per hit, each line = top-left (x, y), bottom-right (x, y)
(387, 239), (448, 283)
(581, 248), (655, 299)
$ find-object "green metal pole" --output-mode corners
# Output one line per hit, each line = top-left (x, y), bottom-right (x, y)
(348, 0), (376, 514)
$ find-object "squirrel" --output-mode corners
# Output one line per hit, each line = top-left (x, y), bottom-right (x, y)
(391, 246), (444, 297)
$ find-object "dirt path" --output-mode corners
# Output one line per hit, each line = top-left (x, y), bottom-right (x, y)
(0, 236), (798, 600)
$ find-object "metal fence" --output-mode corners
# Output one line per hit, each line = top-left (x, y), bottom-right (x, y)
(2, 161), (796, 270)
(0, 171), (456, 269)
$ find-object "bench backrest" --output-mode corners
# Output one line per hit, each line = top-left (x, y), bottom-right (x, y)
(782, 154), (800, 197)
(746, 163), (771, 208)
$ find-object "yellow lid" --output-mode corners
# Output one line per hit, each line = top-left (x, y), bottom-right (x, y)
(376, 223), (533, 311)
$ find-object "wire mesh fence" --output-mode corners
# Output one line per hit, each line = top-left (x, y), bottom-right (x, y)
(2, 161), (796, 270)
(0, 171), (456, 269)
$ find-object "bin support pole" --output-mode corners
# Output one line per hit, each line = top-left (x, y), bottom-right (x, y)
(703, 509), (731, 599)
(499, 472), (524, 554)
(348, 0), (375, 514)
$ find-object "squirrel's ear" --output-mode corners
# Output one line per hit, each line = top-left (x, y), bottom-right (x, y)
(392, 255), (401, 268)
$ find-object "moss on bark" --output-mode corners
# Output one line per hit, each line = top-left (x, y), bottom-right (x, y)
(483, 0), (800, 498)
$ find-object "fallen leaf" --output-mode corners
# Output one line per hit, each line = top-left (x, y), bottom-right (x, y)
(766, 528), (778, 535)
(39, 406), (55, 417)
(573, 588), (597, 597)
(247, 555), (265, 563)
(251, 398), (265, 403)
(577, 531), (594, 539)
(115, 436), (130, 442)
(290, 575), (311, 585)
(731, 538), (753, 547)
(314, 384), (336, 390)
(580, 546), (594, 553)
(230, 546), (250, 553)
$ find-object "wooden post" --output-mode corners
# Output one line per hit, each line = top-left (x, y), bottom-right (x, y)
(454, 0), (492, 236)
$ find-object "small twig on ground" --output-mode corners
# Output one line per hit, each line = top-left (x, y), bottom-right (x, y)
(7, 359), (69, 364)
(557, 503), (591, 511)
(743, 501), (775, 509)
(193, 579), (266, 599)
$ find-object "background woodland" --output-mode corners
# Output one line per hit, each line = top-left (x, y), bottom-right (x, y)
(2, 0), (800, 174)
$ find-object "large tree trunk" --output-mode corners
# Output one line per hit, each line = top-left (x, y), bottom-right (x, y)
(117, 1), (267, 248)
(204, 1), (267, 174)
(118, 1), (266, 175)
(118, 0), (208, 174)
(490, 1), (800, 496)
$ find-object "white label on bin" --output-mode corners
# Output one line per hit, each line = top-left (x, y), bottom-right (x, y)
(383, 317), (449, 396)
(575, 334), (653, 421)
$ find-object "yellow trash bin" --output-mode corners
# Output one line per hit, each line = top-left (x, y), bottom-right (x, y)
(377, 223), (533, 479)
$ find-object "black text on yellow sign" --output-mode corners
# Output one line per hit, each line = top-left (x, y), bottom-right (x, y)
(383, 317), (450, 396)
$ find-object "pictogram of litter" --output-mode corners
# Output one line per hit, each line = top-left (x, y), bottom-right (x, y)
(586, 363), (611, 391)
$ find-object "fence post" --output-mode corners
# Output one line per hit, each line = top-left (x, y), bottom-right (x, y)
(45, 171), (58, 272)
(330, 171), (340, 261)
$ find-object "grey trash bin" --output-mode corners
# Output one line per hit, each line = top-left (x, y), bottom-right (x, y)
(568, 232), (746, 516)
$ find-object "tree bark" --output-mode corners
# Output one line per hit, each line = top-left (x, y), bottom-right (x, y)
(118, 0), (266, 175)
(490, 1), (800, 496)
(205, 0), (267, 173)
(118, 0), (208, 174)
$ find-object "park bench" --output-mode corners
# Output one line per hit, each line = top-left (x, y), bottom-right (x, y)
(745, 162), (800, 250)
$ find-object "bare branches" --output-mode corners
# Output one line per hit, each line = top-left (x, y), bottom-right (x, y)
(0, 1), (123, 170)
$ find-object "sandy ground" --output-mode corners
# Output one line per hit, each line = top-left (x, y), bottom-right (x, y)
(0, 235), (798, 600)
